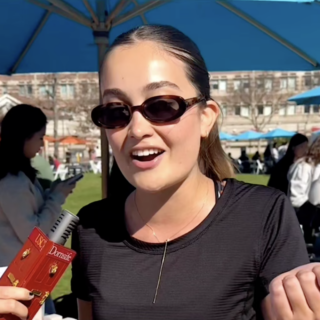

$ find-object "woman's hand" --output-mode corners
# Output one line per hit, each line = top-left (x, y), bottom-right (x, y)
(51, 179), (76, 198)
(0, 286), (34, 319)
(269, 263), (320, 319)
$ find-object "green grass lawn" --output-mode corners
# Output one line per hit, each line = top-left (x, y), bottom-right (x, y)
(52, 173), (269, 300)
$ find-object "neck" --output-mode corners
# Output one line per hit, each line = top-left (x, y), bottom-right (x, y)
(131, 167), (213, 230)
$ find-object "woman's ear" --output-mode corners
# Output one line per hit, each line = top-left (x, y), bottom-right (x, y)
(200, 100), (220, 138)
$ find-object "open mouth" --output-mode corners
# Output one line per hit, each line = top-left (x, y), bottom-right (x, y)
(131, 149), (165, 162)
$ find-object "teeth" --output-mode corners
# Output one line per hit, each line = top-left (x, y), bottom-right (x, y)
(132, 149), (163, 157)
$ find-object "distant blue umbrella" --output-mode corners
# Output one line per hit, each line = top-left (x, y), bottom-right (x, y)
(260, 128), (296, 139)
(235, 131), (262, 141)
(288, 86), (320, 105)
(219, 132), (235, 141)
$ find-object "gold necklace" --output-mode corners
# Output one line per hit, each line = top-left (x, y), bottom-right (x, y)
(134, 181), (209, 243)
(134, 181), (209, 304)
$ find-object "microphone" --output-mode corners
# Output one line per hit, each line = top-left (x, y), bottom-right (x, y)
(0, 210), (79, 320)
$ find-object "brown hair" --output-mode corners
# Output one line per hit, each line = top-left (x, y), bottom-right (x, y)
(102, 25), (234, 181)
(306, 136), (320, 166)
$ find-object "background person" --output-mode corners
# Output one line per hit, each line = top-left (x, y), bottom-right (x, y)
(0, 105), (77, 267)
(268, 133), (309, 194)
(288, 137), (320, 242)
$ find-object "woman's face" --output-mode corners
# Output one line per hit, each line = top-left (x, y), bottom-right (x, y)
(293, 141), (308, 159)
(101, 41), (218, 192)
(24, 126), (46, 159)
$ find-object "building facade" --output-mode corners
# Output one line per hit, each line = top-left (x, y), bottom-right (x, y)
(209, 71), (320, 134)
(1, 71), (320, 156)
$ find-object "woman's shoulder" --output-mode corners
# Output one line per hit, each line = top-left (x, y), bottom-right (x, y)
(226, 179), (290, 216)
(0, 172), (30, 189)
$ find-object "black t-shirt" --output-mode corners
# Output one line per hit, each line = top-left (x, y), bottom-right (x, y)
(71, 179), (309, 320)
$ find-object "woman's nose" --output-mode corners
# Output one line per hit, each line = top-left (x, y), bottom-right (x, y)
(128, 111), (153, 140)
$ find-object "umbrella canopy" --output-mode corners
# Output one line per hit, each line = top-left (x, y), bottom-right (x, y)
(288, 86), (320, 105)
(219, 132), (235, 141)
(0, 0), (320, 74)
(235, 131), (262, 141)
(2, 0), (320, 197)
(260, 128), (296, 139)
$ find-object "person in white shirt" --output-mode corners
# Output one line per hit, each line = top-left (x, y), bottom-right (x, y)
(288, 137), (320, 241)
(271, 142), (279, 162)
(278, 142), (288, 161)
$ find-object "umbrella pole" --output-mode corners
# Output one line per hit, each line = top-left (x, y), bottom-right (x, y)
(96, 40), (109, 199)
(95, 1), (110, 199)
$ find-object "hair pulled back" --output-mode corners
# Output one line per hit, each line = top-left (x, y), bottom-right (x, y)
(102, 25), (234, 181)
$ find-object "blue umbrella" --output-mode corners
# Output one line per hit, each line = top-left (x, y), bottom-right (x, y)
(1, 0), (319, 196)
(1, 0), (320, 74)
(288, 86), (320, 105)
(219, 132), (235, 141)
(260, 128), (296, 139)
(235, 131), (262, 141)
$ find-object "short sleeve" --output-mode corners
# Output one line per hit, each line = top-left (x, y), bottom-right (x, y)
(71, 212), (92, 301)
(256, 193), (309, 302)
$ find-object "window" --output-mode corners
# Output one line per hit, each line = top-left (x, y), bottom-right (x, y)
(314, 77), (320, 86)
(241, 106), (249, 117)
(219, 80), (227, 91)
(221, 105), (227, 116)
(265, 79), (273, 90)
(234, 80), (241, 90)
(39, 85), (47, 97)
(287, 105), (296, 115)
(60, 84), (75, 99)
(211, 80), (226, 91)
(39, 85), (53, 97)
(257, 80), (264, 89)
(18, 85), (32, 97)
(304, 105), (311, 114)
(235, 106), (241, 115)
(313, 105), (320, 113)
(19, 85), (26, 96)
(211, 80), (219, 90)
(242, 80), (250, 89)
(2, 85), (7, 94)
(264, 106), (272, 116)
(305, 77), (312, 87)
(27, 85), (32, 96)
(279, 105), (286, 116)
(288, 78), (296, 90)
(257, 105), (264, 115)
(280, 78), (287, 89)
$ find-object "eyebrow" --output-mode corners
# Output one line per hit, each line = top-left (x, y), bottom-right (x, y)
(102, 88), (130, 101)
(143, 81), (180, 92)
(102, 81), (181, 101)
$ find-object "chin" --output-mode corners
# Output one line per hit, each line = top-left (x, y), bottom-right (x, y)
(131, 171), (185, 194)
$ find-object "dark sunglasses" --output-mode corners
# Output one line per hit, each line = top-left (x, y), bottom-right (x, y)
(91, 95), (206, 129)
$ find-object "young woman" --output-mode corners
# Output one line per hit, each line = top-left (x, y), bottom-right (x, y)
(288, 137), (320, 242)
(0, 104), (76, 267)
(1, 27), (320, 320)
(268, 133), (309, 194)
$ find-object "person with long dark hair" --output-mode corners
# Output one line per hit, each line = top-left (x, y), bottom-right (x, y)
(268, 133), (309, 194)
(1, 27), (320, 320)
(0, 104), (76, 268)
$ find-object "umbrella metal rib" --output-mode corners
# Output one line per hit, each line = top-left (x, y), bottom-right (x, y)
(217, 0), (319, 68)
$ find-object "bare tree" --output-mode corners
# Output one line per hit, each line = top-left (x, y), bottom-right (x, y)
(64, 82), (100, 134)
(34, 73), (60, 155)
(224, 72), (293, 132)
